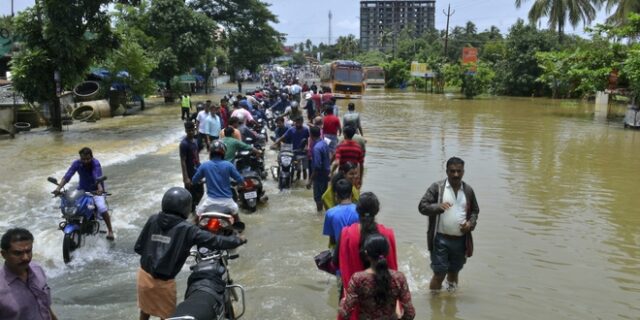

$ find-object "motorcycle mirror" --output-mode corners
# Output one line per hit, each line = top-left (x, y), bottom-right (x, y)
(47, 177), (58, 185)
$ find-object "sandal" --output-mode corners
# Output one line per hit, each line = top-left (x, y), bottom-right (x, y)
(106, 234), (115, 241)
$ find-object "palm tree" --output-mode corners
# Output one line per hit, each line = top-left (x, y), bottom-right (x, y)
(515, 0), (601, 41)
(305, 39), (312, 52)
(603, 0), (640, 25)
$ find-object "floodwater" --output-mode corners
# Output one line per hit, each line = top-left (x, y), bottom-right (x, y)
(0, 87), (639, 320)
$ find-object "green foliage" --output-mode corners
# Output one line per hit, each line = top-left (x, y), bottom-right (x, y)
(623, 48), (640, 103)
(192, 0), (283, 72)
(353, 50), (387, 66)
(11, 0), (118, 104)
(515, 0), (599, 41)
(493, 19), (560, 96)
(103, 33), (158, 97)
(382, 59), (410, 88)
(145, 0), (214, 84)
(291, 52), (307, 66)
(334, 35), (360, 59)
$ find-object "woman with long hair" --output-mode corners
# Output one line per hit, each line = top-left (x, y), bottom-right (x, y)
(337, 192), (398, 320)
(339, 234), (415, 320)
(322, 161), (361, 209)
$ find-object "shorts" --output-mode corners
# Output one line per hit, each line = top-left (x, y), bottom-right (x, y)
(295, 153), (309, 170)
(430, 233), (467, 274)
(196, 196), (238, 216)
(93, 195), (109, 215)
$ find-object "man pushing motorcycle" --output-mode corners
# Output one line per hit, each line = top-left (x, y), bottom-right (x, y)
(52, 147), (114, 241)
(135, 187), (247, 320)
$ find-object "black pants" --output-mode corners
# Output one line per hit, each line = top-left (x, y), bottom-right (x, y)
(181, 108), (190, 120)
(186, 183), (204, 213)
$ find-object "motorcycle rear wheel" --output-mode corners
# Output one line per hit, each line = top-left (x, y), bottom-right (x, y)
(62, 231), (81, 263)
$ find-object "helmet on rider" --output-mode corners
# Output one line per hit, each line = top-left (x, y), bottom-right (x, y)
(290, 101), (299, 109)
(210, 140), (227, 159)
(161, 187), (192, 219)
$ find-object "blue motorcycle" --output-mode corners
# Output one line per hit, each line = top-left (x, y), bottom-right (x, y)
(48, 176), (109, 263)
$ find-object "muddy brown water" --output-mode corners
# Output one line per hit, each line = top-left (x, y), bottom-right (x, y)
(0, 88), (638, 319)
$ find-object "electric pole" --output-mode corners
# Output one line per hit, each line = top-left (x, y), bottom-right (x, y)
(328, 10), (333, 45)
(443, 4), (455, 60)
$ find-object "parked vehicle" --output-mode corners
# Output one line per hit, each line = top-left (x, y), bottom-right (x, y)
(47, 176), (110, 263)
(168, 212), (246, 320)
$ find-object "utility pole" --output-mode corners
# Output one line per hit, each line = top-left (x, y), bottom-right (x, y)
(328, 10), (332, 46)
(442, 4), (454, 60)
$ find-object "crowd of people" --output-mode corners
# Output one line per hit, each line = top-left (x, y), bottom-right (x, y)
(0, 76), (480, 320)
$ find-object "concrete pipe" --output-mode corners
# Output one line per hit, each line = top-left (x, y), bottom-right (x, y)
(71, 105), (97, 122)
(77, 99), (111, 118)
(73, 81), (101, 102)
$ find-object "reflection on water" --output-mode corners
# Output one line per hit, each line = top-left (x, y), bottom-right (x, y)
(0, 91), (639, 319)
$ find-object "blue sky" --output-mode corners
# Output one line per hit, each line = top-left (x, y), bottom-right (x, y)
(4, 0), (610, 45)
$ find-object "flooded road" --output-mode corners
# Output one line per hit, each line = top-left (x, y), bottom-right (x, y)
(1, 88), (639, 319)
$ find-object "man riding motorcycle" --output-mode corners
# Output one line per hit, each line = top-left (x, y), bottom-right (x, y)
(192, 141), (245, 220)
(52, 147), (114, 240)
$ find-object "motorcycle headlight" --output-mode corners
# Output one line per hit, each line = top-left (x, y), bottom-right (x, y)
(63, 206), (77, 216)
(281, 156), (292, 166)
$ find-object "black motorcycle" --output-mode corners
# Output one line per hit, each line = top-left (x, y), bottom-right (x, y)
(168, 212), (246, 320)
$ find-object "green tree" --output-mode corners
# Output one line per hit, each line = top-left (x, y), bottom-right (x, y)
(603, 0), (640, 25)
(145, 0), (214, 88)
(11, 0), (118, 130)
(305, 39), (312, 52)
(191, 0), (283, 73)
(493, 19), (560, 96)
(335, 34), (359, 58)
(382, 59), (409, 88)
(515, 0), (601, 42)
(103, 34), (158, 100)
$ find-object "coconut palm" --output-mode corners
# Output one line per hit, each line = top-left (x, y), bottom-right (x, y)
(515, 0), (601, 41)
(602, 0), (640, 25)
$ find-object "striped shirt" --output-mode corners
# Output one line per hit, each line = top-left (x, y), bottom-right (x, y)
(335, 140), (364, 165)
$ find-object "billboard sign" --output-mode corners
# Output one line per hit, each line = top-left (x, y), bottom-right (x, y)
(411, 61), (433, 78)
(462, 47), (478, 73)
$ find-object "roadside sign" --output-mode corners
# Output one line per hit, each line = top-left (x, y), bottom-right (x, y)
(411, 61), (432, 77)
(462, 47), (478, 73)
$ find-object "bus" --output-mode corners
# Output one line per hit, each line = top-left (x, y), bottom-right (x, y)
(363, 66), (385, 88)
(319, 60), (365, 98)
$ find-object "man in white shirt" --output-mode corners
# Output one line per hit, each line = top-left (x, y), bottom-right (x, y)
(418, 157), (480, 293)
(195, 103), (210, 151)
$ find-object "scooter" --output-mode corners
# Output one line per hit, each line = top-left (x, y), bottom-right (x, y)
(168, 212), (246, 320)
(48, 176), (109, 263)
(233, 149), (266, 213)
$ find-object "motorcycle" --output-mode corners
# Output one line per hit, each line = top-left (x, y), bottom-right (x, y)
(47, 176), (109, 263)
(265, 109), (282, 132)
(168, 212), (246, 320)
(232, 146), (266, 213)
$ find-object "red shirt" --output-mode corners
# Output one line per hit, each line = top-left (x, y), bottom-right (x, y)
(323, 115), (341, 135)
(335, 139), (364, 165)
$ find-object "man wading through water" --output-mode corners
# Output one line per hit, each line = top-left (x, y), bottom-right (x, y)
(418, 157), (479, 292)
